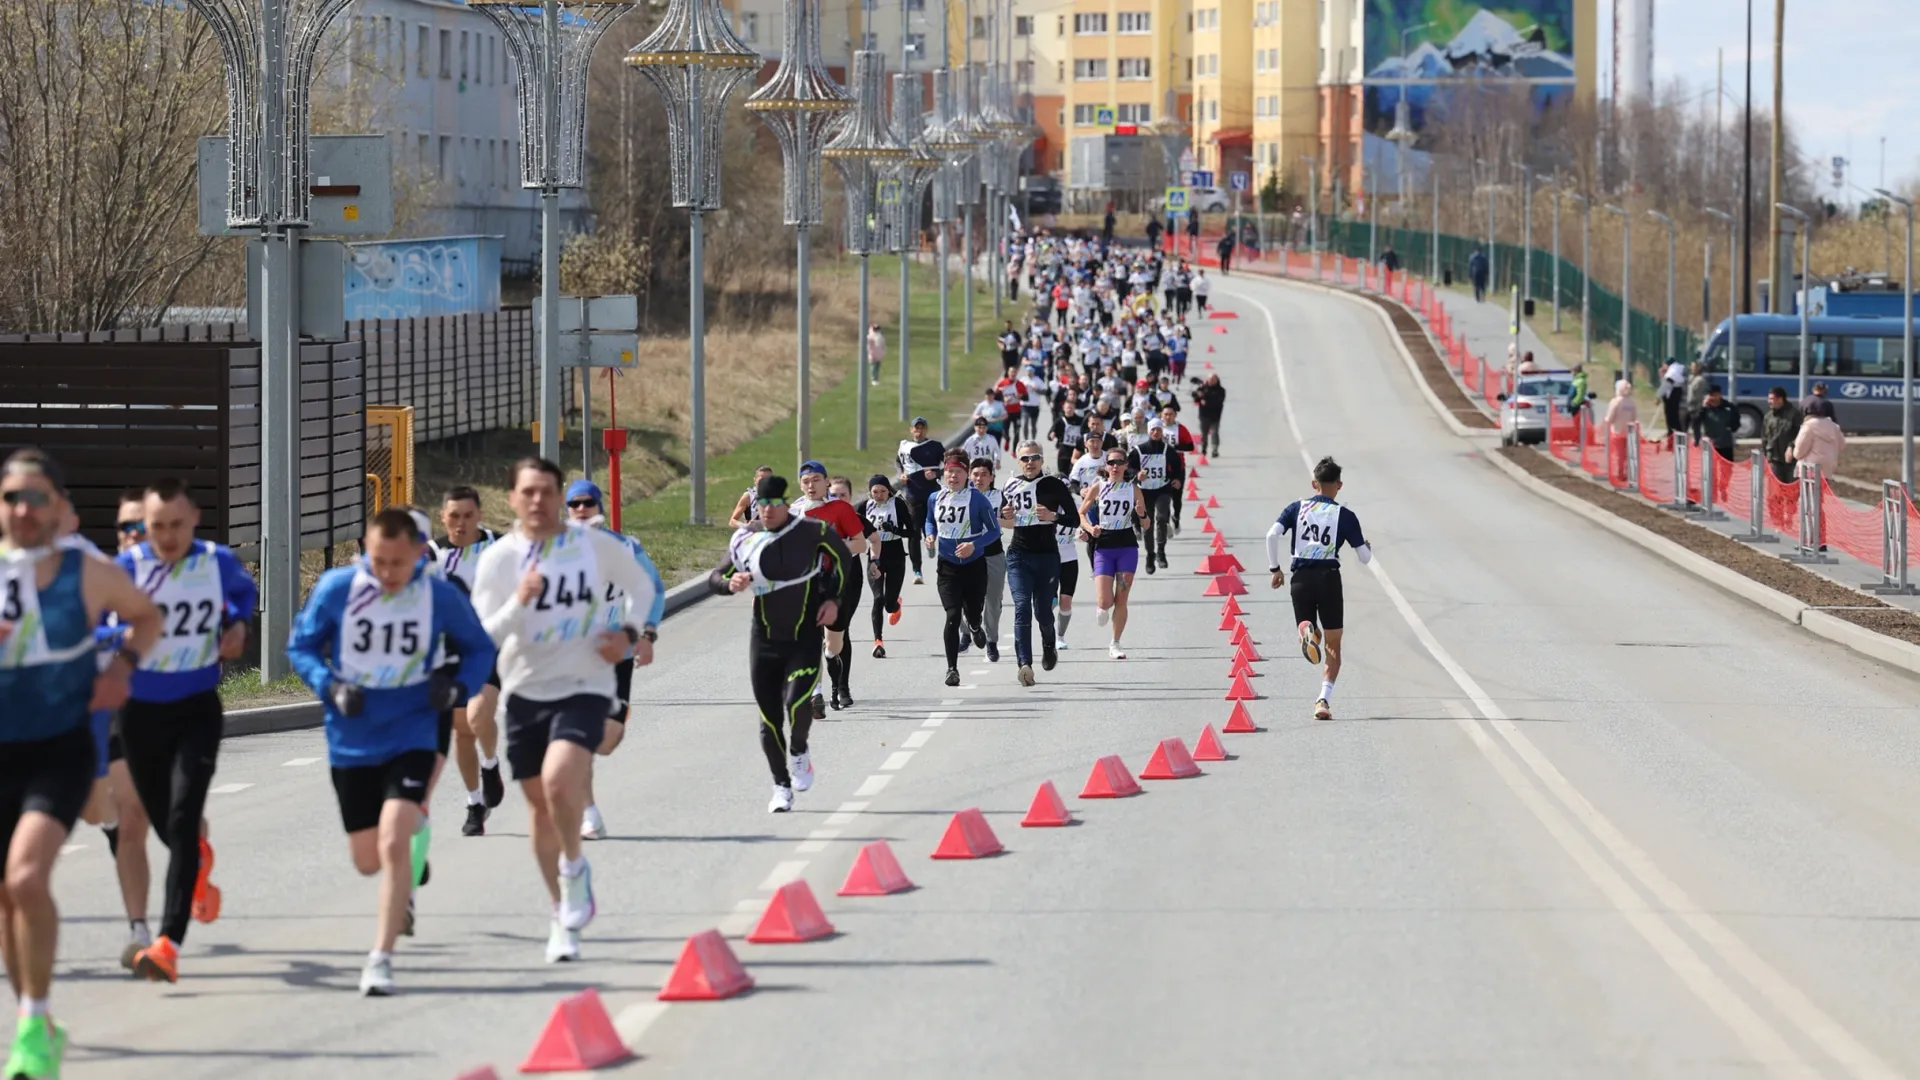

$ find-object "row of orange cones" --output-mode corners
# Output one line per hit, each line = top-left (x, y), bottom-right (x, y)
(485, 468), (1258, 1074)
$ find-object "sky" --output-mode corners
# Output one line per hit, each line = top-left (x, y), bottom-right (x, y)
(1611, 0), (1920, 201)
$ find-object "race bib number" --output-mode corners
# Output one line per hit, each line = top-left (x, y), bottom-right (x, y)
(336, 567), (434, 689)
(131, 547), (224, 673)
(1138, 453), (1167, 488)
(934, 493), (970, 540)
(522, 530), (604, 644)
(1004, 481), (1040, 527)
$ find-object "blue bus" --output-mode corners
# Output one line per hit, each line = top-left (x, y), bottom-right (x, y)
(1698, 313), (1919, 436)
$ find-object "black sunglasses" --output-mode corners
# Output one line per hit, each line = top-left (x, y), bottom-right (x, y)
(1105, 458), (1128, 467)
(2, 489), (52, 509)
(567, 499), (598, 509)
(117, 520), (147, 535)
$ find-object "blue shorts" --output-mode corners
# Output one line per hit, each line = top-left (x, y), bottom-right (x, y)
(1091, 545), (1139, 578)
(90, 710), (111, 779)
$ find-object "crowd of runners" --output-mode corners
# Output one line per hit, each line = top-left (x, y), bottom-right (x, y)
(0, 234), (1411, 1080)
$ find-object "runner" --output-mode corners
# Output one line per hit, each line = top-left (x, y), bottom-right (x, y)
(727, 465), (777, 530)
(1192, 268), (1212, 315)
(925, 453), (999, 687)
(287, 508), (496, 995)
(116, 479), (257, 984)
(430, 486), (505, 838)
(467, 458), (661, 962)
(857, 476), (907, 659)
(2, 449), (161, 1078)
(706, 475), (851, 813)
(998, 441), (1078, 685)
(789, 463), (867, 713)
(961, 416), (1002, 473)
(562, 481), (665, 841)
(103, 490), (157, 970)
(895, 419), (945, 585)
(969, 459), (1007, 664)
(1053, 510), (1080, 651)
(1157, 404), (1196, 532)
(1134, 421), (1178, 574)
(1078, 448), (1147, 659)
(1266, 457), (1371, 721)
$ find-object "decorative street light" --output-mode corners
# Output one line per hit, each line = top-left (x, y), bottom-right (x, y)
(1647, 209), (1678, 366)
(1386, 20), (1433, 215)
(745, 0), (853, 465)
(1776, 201), (1813, 402)
(925, 67), (978, 390)
(1568, 192), (1594, 372)
(955, 65), (990, 348)
(823, 51), (906, 453)
(1603, 202), (1632, 378)
(889, 73), (944, 424)
(178, 0), (360, 676)
(474, 0), (637, 465)
(625, 0), (759, 523)
(1874, 188), (1914, 491)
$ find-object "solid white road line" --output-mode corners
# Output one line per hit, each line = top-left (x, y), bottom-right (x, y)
(1241, 277), (1897, 1079)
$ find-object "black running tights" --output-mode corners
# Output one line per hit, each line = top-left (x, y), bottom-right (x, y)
(749, 634), (821, 787)
(120, 690), (223, 945)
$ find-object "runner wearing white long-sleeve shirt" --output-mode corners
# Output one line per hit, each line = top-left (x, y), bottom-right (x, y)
(467, 458), (660, 964)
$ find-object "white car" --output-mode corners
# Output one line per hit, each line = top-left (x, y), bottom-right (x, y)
(1149, 187), (1231, 214)
(1496, 371), (1581, 446)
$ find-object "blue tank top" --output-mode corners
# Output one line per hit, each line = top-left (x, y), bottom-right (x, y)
(0, 549), (97, 742)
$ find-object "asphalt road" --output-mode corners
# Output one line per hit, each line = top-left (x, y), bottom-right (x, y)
(48, 272), (1920, 1079)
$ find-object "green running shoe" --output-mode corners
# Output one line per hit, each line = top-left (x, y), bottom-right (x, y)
(6, 1014), (66, 1080)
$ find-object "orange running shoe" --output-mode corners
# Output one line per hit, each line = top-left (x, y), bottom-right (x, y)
(134, 936), (179, 983)
(191, 837), (221, 924)
(888, 605), (901, 626)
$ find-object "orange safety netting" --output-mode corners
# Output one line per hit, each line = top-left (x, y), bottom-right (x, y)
(1763, 466), (1800, 535)
(1638, 437), (1671, 500)
(1713, 446), (1750, 519)
(1820, 479), (1879, 565)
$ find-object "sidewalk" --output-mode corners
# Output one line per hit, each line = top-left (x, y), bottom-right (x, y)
(1217, 250), (1920, 618)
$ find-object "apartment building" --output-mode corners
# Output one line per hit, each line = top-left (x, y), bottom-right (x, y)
(1315, 0), (1365, 203)
(329, 0), (590, 267)
(1190, 0), (1249, 180)
(1059, 0), (1190, 192)
(1249, 0), (1316, 199)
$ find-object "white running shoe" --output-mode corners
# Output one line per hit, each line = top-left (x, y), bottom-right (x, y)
(788, 753), (814, 792)
(768, 784), (795, 813)
(1057, 634), (1069, 650)
(545, 919), (581, 963)
(557, 861), (596, 931)
(359, 955), (395, 997)
(1096, 606), (1111, 628)
(580, 805), (606, 840)
(1108, 640), (1127, 660)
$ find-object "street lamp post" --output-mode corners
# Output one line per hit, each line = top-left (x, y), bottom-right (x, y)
(476, 0), (636, 468)
(1604, 203), (1632, 379)
(1705, 207), (1739, 401)
(1388, 21), (1433, 218)
(1301, 154), (1319, 277)
(1515, 161), (1533, 303)
(825, 52), (907, 453)
(1569, 193), (1593, 372)
(178, 0), (362, 676)
(1877, 188), (1915, 491)
(1549, 175), (1562, 331)
(927, 68), (977, 393)
(891, 74), (943, 426)
(1776, 201), (1812, 401)
(746, 0), (853, 467)
(1431, 166), (1439, 283)
(1648, 210), (1677, 366)
(625, 0), (759, 524)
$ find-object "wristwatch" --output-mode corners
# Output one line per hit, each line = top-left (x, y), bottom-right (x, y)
(1268, 567), (1283, 575)
(640, 627), (658, 643)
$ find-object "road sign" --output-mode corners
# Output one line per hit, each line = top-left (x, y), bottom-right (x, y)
(1190, 169), (1215, 189)
(1094, 106), (1116, 130)
(1229, 171), (1250, 192)
(535, 295), (641, 369)
(1178, 148), (1197, 173)
(1163, 187), (1190, 213)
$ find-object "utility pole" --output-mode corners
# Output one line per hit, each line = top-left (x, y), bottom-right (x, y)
(1876, 189), (1914, 491)
(1742, 0), (1754, 314)
(1767, 0), (1785, 312)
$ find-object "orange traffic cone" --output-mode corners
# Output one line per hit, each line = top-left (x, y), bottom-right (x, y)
(1222, 702), (1261, 733)
(520, 989), (630, 1072)
(931, 808), (1004, 858)
(1020, 781), (1073, 827)
(1139, 738), (1202, 780)
(1192, 724), (1230, 761)
(1079, 755), (1143, 798)
(1225, 673), (1259, 701)
(838, 841), (915, 896)
(747, 880), (836, 943)
(658, 930), (755, 1001)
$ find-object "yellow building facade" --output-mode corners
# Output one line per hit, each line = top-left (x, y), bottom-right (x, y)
(1190, 0), (1251, 179)
(1057, 0), (1189, 194)
(1249, 0), (1317, 202)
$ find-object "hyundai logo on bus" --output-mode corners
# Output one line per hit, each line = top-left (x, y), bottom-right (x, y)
(1838, 381), (1908, 399)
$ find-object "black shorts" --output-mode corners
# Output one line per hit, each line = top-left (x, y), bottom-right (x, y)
(436, 708), (454, 756)
(1289, 564), (1345, 632)
(0, 725), (97, 849)
(1058, 559), (1080, 598)
(610, 658), (634, 724)
(504, 693), (610, 781)
(330, 749), (438, 834)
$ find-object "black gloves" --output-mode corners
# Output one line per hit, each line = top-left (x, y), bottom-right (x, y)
(329, 680), (365, 718)
(428, 671), (468, 713)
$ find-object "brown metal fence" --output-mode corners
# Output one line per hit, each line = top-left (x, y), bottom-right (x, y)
(351, 308), (566, 444)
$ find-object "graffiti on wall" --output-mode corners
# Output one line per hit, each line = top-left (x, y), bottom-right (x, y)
(343, 236), (502, 320)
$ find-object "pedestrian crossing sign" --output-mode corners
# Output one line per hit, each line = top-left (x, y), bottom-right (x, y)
(878, 178), (902, 204)
(1095, 106), (1116, 130)
(1164, 187), (1190, 213)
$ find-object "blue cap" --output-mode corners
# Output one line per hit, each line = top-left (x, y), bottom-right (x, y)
(798, 459), (827, 477)
(565, 479), (603, 505)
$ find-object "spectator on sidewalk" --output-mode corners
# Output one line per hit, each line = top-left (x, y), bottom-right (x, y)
(1467, 247), (1490, 303)
(1145, 216), (1162, 250)
(1187, 211), (1201, 251)
(1518, 350), (1540, 375)
(1216, 231), (1236, 276)
(1801, 381), (1831, 414)
(1604, 379), (1637, 486)
(1684, 361), (1712, 438)
(1762, 386), (1804, 485)
(867, 324), (885, 386)
(1566, 364), (1590, 418)
(1697, 385), (1741, 504)
(1789, 398), (1843, 551)
(1102, 203), (1116, 247)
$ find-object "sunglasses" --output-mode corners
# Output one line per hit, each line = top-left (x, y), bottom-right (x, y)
(2, 489), (51, 509)
(1018, 454), (1043, 463)
(567, 499), (598, 510)
(755, 497), (787, 507)
(117, 520), (147, 535)
(1105, 459), (1128, 467)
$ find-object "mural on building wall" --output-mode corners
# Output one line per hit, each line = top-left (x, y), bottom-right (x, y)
(1362, 1), (1578, 141)
(343, 236), (503, 320)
